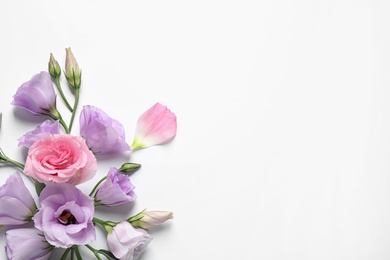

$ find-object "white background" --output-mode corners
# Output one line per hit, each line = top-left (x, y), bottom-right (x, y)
(1, 0), (390, 259)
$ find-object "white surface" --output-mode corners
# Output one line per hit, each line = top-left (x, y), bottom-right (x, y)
(1, 0), (390, 259)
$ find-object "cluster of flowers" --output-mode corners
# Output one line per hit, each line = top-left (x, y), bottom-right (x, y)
(0, 48), (177, 260)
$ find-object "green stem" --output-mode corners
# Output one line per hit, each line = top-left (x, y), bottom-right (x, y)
(69, 88), (80, 133)
(50, 109), (70, 134)
(60, 248), (72, 260)
(55, 77), (73, 112)
(89, 176), (107, 197)
(85, 245), (103, 260)
(74, 246), (83, 260)
(0, 148), (24, 170)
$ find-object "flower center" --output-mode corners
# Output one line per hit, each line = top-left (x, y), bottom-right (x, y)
(58, 210), (77, 225)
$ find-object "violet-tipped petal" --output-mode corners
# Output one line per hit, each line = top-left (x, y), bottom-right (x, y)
(131, 102), (177, 150)
(65, 47), (81, 89)
(107, 221), (152, 260)
(95, 167), (137, 206)
(80, 105), (130, 154)
(5, 228), (53, 260)
(18, 120), (60, 148)
(128, 210), (173, 230)
(12, 71), (57, 116)
(0, 173), (36, 225)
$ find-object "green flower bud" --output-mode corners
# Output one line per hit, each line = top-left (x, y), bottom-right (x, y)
(65, 47), (81, 89)
(48, 53), (61, 79)
(118, 162), (141, 175)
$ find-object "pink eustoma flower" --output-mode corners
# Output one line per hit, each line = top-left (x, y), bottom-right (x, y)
(80, 105), (130, 154)
(0, 173), (36, 225)
(131, 103), (177, 150)
(107, 221), (152, 260)
(95, 167), (136, 206)
(18, 120), (60, 148)
(5, 228), (53, 260)
(24, 134), (97, 185)
(12, 71), (57, 116)
(33, 183), (96, 248)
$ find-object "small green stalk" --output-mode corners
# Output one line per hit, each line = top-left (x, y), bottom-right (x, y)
(49, 109), (70, 134)
(69, 88), (80, 133)
(89, 176), (106, 197)
(85, 245), (103, 260)
(0, 148), (24, 170)
(60, 248), (72, 260)
(55, 77), (73, 112)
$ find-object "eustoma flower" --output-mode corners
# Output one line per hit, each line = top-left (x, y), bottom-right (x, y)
(18, 120), (60, 148)
(12, 71), (57, 116)
(24, 134), (97, 185)
(80, 105), (130, 154)
(5, 228), (53, 260)
(94, 167), (136, 206)
(34, 183), (96, 248)
(0, 173), (36, 225)
(131, 103), (177, 150)
(65, 47), (81, 89)
(107, 221), (152, 260)
(128, 210), (173, 230)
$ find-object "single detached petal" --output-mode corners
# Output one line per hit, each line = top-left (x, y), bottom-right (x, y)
(18, 120), (60, 148)
(131, 103), (177, 150)
(0, 173), (36, 225)
(6, 228), (53, 260)
(80, 105), (130, 154)
(12, 71), (56, 115)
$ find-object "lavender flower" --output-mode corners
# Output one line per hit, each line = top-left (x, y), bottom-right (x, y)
(107, 221), (152, 260)
(80, 105), (130, 154)
(12, 72), (57, 116)
(95, 167), (137, 206)
(5, 228), (53, 260)
(18, 120), (60, 148)
(33, 183), (96, 248)
(0, 173), (36, 225)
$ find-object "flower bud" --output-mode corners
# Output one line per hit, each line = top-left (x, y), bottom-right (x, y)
(65, 47), (81, 89)
(128, 210), (173, 230)
(118, 162), (141, 175)
(48, 53), (61, 79)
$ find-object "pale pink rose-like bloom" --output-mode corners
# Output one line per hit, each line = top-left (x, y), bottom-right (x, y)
(107, 221), (152, 260)
(131, 103), (177, 150)
(24, 134), (97, 185)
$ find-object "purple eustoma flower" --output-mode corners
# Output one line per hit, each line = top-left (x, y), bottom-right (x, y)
(0, 173), (36, 225)
(33, 183), (96, 248)
(5, 228), (53, 260)
(18, 120), (60, 148)
(12, 71), (57, 116)
(107, 221), (152, 260)
(80, 105), (130, 154)
(95, 167), (137, 206)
